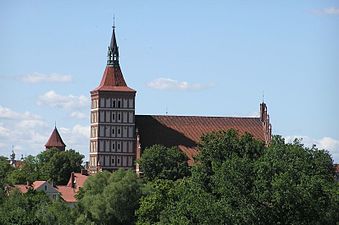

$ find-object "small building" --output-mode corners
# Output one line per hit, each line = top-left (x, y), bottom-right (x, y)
(45, 126), (66, 151)
(8, 150), (24, 168)
(14, 181), (60, 200)
(56, 170), (89, 206)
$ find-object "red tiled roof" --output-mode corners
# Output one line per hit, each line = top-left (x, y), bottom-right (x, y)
(15, 184), (30, 193)
(92, 66), (135, 93)
(135, 115), (265, 164)
(56, 186), (77, 203)
(32, 181), (46, 189)
(45, 127), (66, 148)
(14, 180), (47, 193)
(66, 172), (89, 191)
(57, 172), (89, 203)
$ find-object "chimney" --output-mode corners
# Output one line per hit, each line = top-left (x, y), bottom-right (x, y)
(81, 169), (88, 176)
(71, 172), (75, 188)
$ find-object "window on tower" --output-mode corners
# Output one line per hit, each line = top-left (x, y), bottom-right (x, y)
(118, 100), (121, 108)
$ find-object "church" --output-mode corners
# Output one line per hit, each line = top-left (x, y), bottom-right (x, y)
(88, 27), (272, 174)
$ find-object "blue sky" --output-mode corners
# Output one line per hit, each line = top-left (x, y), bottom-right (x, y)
(1, 0), (338, 162)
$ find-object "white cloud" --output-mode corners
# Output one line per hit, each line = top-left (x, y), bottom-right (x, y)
(0, 106), (48, 158)
(21, 72), (72, 83)
(0, 105), (40, 120)
(311, 7), (339, 15)
(0, 105), (89, 161)
(285, 135), (339, 163)
(147, 78), (214, 91)
(70, 111), (87, 119)
(37, 90), (89, 110)
(59, 124), (89, 152)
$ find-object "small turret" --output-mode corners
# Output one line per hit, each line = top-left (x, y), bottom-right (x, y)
(45, 126), (66, 151)
(10, 149), (16, 166)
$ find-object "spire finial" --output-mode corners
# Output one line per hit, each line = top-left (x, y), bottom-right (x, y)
(113, 15), (115, 29)
(262, 91), (265, 103)
(54, 121), (57, 128)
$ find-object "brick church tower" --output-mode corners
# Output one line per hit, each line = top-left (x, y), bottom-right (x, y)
(89, 26), (136, 173)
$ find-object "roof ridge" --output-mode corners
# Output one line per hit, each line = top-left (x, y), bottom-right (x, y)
(136, 114), (260, 119)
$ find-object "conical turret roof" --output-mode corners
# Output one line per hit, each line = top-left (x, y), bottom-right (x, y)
(45, 127), (66, 150)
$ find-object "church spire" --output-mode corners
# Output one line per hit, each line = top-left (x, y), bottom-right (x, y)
(107, 24), (119, 66)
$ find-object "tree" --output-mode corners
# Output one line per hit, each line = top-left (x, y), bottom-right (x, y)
(5, 149), (84, 185)
(0, 189), (50, 225)
(138, 145), (190, 181)
(193, 129), (265, 192)
(6, 155), (40, 185)
(136, 131), (339, 225)
(136, 179), (175, 225)
(253, 136), (339, 225)
(77, 169), (142, 225)
(36, 200), (76, 225)
(157, 178), (224, 225)
(0, 156), (14, 202)
(39, 148), (84, 184)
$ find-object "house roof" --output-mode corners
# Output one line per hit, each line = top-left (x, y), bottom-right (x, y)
(14, 184), (30, 193)
(56, 172), (89, 203)
(135, 115), (266, 164)
(45, 127), (66, 148)
(56, 186), (77, 203)
(91, 66), (135, 93)
(14, 180), (47, 193)
(66, 172), (89, 191)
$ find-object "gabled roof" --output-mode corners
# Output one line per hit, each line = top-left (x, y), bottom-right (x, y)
(57, 172), (89, 203)
(92, 66), (135, 93)
(56, 186), (77, 203)
(135, 115), (266, 164)
(14, 180), (47, 193)
(45, 127), (66, 148)
(66, 172), (89, 191)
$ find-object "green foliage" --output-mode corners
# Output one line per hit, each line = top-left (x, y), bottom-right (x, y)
(39, 148), (84, 184)
(0, 156), (14, 201)
(78, 169), (142, 225)
(0, 189), (50, 225)
(6, 148), (83, 185)
(36, 200), (76, 225)
(158, 178), (224, 225)
(6, 155), (40, 185)
(137, 131), (339, 225)
(198, 129), (265, 167)
(136, 179), (175, 225)
(254, 136), (339, 225)
(139, 145), (190, 181)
